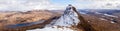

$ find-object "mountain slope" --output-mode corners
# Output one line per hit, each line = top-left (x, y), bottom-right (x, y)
(27, 5), (84, 31)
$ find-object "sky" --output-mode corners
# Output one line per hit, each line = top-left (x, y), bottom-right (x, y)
(0, 0), (120, 11)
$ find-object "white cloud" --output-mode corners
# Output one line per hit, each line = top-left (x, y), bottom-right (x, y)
(75, 0), (120, 9)
(0, 0), (120, 11)
(0, 0), (62, 11)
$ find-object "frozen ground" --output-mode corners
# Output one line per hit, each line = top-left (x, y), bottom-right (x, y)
(27, 26), (76, 31)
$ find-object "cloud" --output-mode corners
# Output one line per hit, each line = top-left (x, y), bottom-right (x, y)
(0, 0), (120, 11)
(0, 0), (60, 11)
(75, 0), (120, 9)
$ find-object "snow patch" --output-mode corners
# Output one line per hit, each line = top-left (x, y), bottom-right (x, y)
(104, 14), (118, 18)
(110, 21), (115, 23)
(99, 18), (107, 21)
(27, 26), (75, 31)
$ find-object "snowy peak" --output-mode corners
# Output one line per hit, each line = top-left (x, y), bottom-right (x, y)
(27, 5), (81, 31)
(52, 5), (80, 27)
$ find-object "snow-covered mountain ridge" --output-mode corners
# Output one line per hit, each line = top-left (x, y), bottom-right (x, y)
(27, 5), (81, 31)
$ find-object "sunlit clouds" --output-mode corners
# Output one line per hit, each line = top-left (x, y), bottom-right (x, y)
(0, 0), (120, 11)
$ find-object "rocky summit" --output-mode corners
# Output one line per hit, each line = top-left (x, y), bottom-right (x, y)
(27, 5), (83, 31)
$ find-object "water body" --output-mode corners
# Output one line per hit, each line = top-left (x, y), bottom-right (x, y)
(6, 20), (45, 28)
